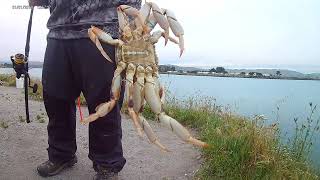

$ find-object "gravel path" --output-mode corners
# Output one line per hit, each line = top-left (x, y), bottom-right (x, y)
(0, 86), (202, 180)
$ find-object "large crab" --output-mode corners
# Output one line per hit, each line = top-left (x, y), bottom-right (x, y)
(82, 2), (208, 151)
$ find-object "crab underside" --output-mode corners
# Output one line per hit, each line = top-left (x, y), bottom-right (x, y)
(82, 2), (208, 151)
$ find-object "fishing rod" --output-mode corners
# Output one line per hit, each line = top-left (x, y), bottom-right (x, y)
(11, 7), (38, 123)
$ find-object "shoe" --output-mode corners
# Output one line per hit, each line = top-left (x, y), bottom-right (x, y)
(37, 156), (77, 177)
(93, 165), (119, 180)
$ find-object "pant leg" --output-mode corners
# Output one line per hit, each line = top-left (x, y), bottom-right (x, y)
(69, 38), (126, 173)
(43, 91), (77, 163)
(42, 38), (81, 163)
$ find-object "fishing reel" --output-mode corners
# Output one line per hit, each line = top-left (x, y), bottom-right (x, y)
(10, 53), (38, 93)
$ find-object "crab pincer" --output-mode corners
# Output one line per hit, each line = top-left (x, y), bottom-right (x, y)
(163, 9), (185, 57)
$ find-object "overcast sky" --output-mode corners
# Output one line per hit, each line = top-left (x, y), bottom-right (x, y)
(0, 0), (319, 73)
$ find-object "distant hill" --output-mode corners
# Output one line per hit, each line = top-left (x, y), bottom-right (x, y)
(161, 64), (203, 72)
(226, 69), (320, 79)
(161, 65), (306, 77)
(306, 73), (320, 79)
(159, 65), (320, 79)
(226, 69), (305, 78)
(29, 61), (43, 68)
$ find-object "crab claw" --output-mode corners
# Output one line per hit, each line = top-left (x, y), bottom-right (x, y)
(164, 30), (169, 46)
(88, 27), (113, 63)
(149, 2), (170, 46)
(179, 35), (185, 57)
(162, 9), (185, 56)
(119, 5), (146, 31)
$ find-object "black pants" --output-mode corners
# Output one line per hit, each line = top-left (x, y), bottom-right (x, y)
(42, 38), (126, 173)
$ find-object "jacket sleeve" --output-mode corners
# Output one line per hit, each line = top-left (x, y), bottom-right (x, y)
(28, 0), (49, 7)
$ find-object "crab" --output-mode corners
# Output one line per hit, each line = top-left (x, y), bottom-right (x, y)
(82, 2), (208, 151)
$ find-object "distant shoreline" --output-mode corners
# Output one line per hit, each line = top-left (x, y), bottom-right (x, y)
(1, 67), (319, 81)
(160, 72), (320, 81)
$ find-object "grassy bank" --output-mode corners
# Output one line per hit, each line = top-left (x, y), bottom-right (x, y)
(143, 97), (320, 179)
(0, 74), (86, 104)
(1, 74), (319, 179)
(0, 74), (43, 100)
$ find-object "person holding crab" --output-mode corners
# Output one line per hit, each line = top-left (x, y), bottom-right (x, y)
(28, 0), (141, 179)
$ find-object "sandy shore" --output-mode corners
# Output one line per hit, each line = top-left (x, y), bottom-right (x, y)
(0, 86), (202, 180)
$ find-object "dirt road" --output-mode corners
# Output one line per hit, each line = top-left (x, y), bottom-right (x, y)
(0, 86), (202, 180)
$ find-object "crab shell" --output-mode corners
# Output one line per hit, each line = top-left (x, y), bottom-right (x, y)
(116, 39), (157, 67)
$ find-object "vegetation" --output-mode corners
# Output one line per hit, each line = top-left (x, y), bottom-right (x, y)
(0, 74), (17, 86)
(36, 114), (46, 123)
(209, 68), (216, 73)
(256, 72), (263, 77)
(215, 66), (227, 74)
(188, 70), (199, 74)
(18, 115), (25, 123)
(143, 96), (320, 179)
(159, 65), (175, 72)
(276, 70), (282, 76)
(0, 63), (13, 68)
(0, 74), (86, 104)
(287, 103), (320, 163)
(0, 121), (9, 129)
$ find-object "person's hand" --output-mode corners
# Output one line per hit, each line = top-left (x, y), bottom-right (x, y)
(28, 0), (49, 7)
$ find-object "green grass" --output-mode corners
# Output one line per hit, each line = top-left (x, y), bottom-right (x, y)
(0, 74), (16, 86)
(36, 114), (46, 123)
(0, 121), (9, 129)
(0, 74), (87, 104)
(18, 115), (25, 123)
(143, 97), (320, 180)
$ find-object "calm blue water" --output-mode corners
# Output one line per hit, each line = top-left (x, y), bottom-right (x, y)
(1, 68), (320, 167)
(0, 68), (43, 79)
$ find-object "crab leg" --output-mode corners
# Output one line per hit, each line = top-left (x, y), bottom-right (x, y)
(82, 62), (127, 124)
(133, 66), (168, 151)
(88, 27), (112, 63)
(152, 67), (166, 105)
(145, 13), (157, 33)
(126, 63), (143, 137)
(138, 115), (169, 152)
(133, 66), (146, 113)
(88, 26), (125, 62)
(150, 2), (169, 45)
(148, 2), (170, 45)
(118, 5), (146, 32)
(150, 30), (179, 45)
(163, 9), (185, 57)
(152, 66), (161, 98)
(117, 8), (133, 42)
(140, 2), (152, 23)
(89, 26), (124, 46)
(117, 7), (129, 31)
(144, 67), (209, 148)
